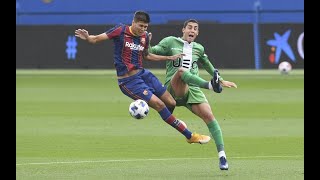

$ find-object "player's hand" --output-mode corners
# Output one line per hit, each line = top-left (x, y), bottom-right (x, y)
(168, 53), (185, 60)
(75, 29), (90, 40)
(148, 32), (152, 41)
(221, 80), (237, 88)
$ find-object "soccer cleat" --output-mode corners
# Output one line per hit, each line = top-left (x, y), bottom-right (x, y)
(219, 156), (229, 170)
(186, 133), (211, 144)
(210, 69), (223, 93)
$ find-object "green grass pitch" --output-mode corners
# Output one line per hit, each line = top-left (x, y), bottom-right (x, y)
(16, 69), (304, 180)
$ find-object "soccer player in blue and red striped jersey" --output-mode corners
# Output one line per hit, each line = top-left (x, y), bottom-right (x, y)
(75, 11), (210, 144)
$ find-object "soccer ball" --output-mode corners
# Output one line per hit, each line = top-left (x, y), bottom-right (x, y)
(129, 99), (149, 119)
(278, 61), (292, 74)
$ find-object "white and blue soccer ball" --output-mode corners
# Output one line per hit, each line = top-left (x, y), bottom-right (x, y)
(129, 99), (149, 119)
(278, 61), (292, 74)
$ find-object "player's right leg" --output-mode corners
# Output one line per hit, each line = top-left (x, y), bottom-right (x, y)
(148, 94), (210, 144)
(177, 67), (222, 93)
(176, 67), (211, 90)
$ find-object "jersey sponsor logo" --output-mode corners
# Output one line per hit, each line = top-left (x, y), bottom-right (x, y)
(172, 58), (198, 70)
(125, 42), (145, 51)
(182, 58), (192, 69)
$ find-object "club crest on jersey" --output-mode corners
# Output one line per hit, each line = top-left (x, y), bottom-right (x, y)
(141, 38), (145, 45)
(125, 42), (144, 51)
(143, 89), (148, 96)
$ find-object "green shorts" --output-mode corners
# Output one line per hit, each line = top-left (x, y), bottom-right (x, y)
(166, 82), (208, 111)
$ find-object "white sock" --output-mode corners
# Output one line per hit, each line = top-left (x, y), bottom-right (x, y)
(218, 151), (226, 158)
(208, 82), (213, 90)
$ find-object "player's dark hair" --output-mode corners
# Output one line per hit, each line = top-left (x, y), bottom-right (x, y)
(183, 19), (199, 28)
(134, 11), (150, 23)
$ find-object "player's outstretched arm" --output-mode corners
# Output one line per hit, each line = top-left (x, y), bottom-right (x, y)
(75, 29), (109, 44)
(143, 49), (184, 61)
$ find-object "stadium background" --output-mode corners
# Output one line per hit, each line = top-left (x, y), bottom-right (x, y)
(16, 0), (304, 70)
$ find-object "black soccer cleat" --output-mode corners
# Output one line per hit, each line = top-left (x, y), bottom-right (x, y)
(211, 69), (223, 93)
(219, 156), (229, 170)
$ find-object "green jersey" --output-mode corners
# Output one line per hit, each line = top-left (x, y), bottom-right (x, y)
(149, 36), (222, 86)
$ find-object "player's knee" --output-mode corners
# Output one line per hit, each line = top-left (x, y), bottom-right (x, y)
(153, 100), (167, 111)
(167, 98), (176, 108)
(202, 112), (215, 121)
(177, 67), (186, 76)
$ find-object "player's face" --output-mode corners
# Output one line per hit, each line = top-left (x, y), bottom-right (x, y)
(182, 22), (199, 43)
(132, 21), (149, 36)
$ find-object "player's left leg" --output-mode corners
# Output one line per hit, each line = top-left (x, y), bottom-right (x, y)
(158, 87), (176, 114)
(191, 102), (228, 170)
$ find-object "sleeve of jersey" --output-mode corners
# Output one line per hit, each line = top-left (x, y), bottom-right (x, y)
(105, 24), (123, 39)
(149, 37), (169, 55)
(200, 51), (224, 81)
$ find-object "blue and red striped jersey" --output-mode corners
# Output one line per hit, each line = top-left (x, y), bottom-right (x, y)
(106, 23), (149, 76)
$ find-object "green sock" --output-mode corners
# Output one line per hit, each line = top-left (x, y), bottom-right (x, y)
(181, 71), (209, 89)
(207, 120), (224, 152)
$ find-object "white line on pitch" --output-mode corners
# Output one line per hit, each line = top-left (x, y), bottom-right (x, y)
(16, 155), (303, 166)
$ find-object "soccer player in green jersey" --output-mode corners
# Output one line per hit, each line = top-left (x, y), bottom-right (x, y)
(148, 19), (237, 170)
